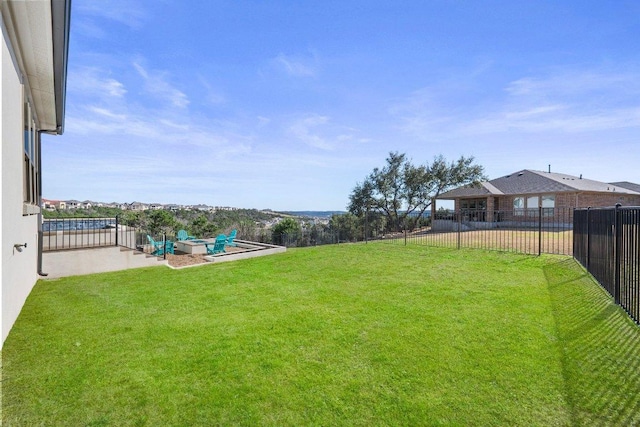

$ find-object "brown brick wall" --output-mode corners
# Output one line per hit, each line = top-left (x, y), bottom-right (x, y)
(496, 192), (640, 210)
(573, 192), (640, 208)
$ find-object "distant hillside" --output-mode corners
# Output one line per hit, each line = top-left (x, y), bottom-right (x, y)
(283, 211), (347, 218)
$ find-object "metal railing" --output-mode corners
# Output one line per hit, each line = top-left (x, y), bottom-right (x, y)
(42, 217), (119, 251)
(42, 217), (170, 259)
(574, 205), (640, 325)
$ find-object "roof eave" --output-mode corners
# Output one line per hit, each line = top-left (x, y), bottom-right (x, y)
(50, 0), (72, 135)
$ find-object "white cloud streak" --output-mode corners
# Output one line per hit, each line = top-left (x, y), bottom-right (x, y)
(133, 62), (190, 108)
(392, 68), (640, 139)
(273, 53), (318, 77)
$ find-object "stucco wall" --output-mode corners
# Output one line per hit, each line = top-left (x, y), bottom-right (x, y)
(1, 28), (40, 346)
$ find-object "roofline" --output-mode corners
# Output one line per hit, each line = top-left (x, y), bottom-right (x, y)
(50, 0), (72, 135)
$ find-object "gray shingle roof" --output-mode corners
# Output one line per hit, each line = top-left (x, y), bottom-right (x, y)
(610, 181), (640, 193)
(438, 170), (640, 199)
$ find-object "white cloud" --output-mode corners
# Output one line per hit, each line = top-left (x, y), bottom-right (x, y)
(197, 76), (226, 105)
(273, 53), (318, 77)
(75, 0), (147, 29)
(288, 114), (332, 150)
(133, 62), (190, 108)
(68, 67), (127, 99)
(392, 67), (640, 139)
(286, 114), (371, 150)
(257, 116), (271, 127)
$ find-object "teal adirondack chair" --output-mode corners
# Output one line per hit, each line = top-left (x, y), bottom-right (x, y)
(147, 234), (163, 255)
(147, 234), (174, 256)
(226, 229), (238, 247)
(205, 234), (227, 255)
(177, 229), (195, 241)
(164, 239), (175, 255)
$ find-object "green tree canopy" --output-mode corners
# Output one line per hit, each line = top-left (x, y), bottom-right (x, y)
(147, 210), (177, 235)
(349, 152), (486, 232)
(272, 218), (301, 245)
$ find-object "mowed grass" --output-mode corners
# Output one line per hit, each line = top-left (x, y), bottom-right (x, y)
(2, 244), (639, 426)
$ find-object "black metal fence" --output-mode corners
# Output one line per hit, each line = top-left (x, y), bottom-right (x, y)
(574, 205), (640, 325)
(383, 207), (574, 256)
(244, 208), (574, 256)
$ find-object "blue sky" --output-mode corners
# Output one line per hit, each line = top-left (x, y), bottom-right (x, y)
(43, 0), (640, 210)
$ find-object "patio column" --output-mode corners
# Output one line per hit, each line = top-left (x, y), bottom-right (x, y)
(431, 198), (436, 221)
(486, 196), (495, 223)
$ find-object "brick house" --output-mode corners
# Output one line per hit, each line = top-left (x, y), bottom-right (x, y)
(434, 169), (640, 229)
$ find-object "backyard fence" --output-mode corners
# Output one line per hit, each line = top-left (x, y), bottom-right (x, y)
(573, 205), (640, 325)
(383, 207), (574, 256)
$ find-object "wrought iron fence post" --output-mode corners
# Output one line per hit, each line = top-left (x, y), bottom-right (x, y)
(457, 210), (461, 250)
(115, 215), (119, 247)
(364, 208), (368, 244)
(614, 203), (622, 305)
(163, 232), (167, 260)
(538, 206), (542, 256)
(586, 207), (591, 271)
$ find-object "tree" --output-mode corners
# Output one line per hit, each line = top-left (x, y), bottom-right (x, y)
(349, 152), (486, 232)
(329, 213), (359, 242)
(189, 214), (217, 238)
(147, 210), (177, 235)
(272, 218), (301, 245)
(121, 210), (146, 228)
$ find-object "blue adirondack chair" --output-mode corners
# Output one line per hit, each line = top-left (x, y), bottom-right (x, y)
(205, 234), (227, 255)
(226, 229), (238, 247)
(177, 229), (195, 241)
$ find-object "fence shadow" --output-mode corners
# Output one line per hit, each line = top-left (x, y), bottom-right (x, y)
(544, 259), (640, 426)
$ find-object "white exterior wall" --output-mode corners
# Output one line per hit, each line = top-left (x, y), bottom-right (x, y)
(1, 24), (40, 346)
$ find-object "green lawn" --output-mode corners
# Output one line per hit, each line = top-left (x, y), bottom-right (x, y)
(2, 244), (639, 426)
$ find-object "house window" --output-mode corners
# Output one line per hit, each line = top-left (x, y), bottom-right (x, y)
(527, 196), (539, 217)
(513, 197), (525, 216)
(23, 99), (40, 212)
(513, 195), (555, 217)
(460, 199), (486, 210)
(542, 195), (555, 217)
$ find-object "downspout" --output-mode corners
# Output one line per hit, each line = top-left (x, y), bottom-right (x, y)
(37, 131), (48, 276)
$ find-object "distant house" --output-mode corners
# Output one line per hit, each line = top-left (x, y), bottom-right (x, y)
(128, 202), (149, 211)
(1, 0), (71, 346)
(149, 203), (164, 210)
(435, 169), (640, 228)
(66, 199), (80, 209)
(41, 199), (55, 211)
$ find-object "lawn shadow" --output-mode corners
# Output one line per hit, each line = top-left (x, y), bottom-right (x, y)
(544, 258), (640, 426)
